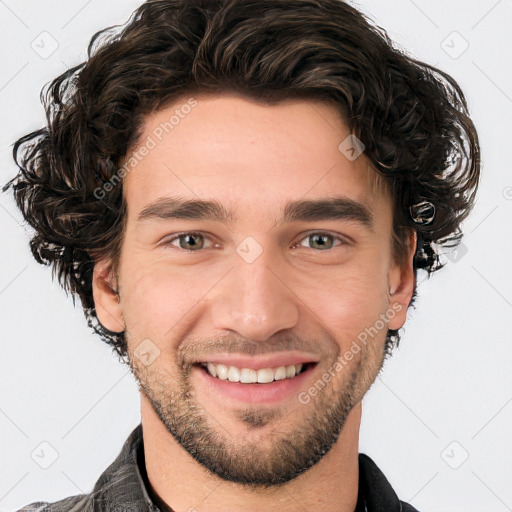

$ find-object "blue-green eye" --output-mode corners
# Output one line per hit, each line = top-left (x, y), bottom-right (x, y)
(295, 232), (344, 251)
(162, 231), (345, 252)
(165, 232), (212, 251)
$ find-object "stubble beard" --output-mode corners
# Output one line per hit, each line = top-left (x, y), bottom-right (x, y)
(129, 340), (385, 489)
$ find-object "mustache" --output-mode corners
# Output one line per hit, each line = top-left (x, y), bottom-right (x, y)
(176, 332), (335, 363)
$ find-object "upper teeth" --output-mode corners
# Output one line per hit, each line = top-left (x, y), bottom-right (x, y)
(202, 363), (304, 383)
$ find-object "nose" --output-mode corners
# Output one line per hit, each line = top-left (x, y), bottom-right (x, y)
(210, 249), (300, 343)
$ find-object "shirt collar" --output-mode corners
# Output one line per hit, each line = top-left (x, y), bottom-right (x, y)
(89, 423), (158, 511)
(92, 423), (407, 512)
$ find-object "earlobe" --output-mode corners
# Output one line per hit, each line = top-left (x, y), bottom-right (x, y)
(388, 230), (416, 331)
(92, 259), (125, 333)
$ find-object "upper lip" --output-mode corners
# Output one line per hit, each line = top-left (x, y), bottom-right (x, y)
(195, 352), (319, 371)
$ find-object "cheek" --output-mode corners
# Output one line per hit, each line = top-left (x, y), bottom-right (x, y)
(118, 255), (208, 339)
(118, 237), (392, 350)
(301, 256), (390, 345)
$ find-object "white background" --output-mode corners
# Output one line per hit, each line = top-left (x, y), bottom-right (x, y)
(1, 1), (511, 511)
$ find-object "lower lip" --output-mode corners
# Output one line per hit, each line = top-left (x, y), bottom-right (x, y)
(193, 364), (316, 405)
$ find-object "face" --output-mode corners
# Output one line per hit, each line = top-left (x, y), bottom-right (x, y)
(93, 93), (415, 487)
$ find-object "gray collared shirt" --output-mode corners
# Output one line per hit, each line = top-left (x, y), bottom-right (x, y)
(15, 424), (419, 512)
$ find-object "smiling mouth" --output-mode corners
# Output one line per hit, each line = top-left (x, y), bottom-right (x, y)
(198, 362), (314, 384)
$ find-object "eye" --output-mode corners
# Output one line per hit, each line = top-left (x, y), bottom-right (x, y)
(163, 232), (214, 251)
(294, 232), (345, 251)
(161, 231), (347, 252)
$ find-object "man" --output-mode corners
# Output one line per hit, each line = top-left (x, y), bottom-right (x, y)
(6, 0), (479, 510)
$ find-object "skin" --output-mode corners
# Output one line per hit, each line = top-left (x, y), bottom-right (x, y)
(93, 93), (416, 512)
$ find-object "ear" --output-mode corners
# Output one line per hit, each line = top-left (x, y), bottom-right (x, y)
(92, 258), (125, 333)
(387, 230), (416, 331)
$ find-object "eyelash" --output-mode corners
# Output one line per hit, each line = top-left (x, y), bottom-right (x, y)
(161, 231), (347, 252)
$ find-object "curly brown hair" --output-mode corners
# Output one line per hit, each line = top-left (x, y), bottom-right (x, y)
(4, 0), (480, 362)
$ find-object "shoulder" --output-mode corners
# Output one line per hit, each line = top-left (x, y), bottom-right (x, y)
(13, 424), (147, 512)
(14, 494), (91, 512)
(400, 502), (421, 512)
(358, 453), (421, 512)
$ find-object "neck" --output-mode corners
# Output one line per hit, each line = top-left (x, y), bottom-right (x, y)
(141, 396), (361, 512)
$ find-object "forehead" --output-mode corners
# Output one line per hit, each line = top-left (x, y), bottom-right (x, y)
(121, 94), (390, 225)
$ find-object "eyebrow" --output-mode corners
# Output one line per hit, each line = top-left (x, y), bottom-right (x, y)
(137, 195), (374, 230)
